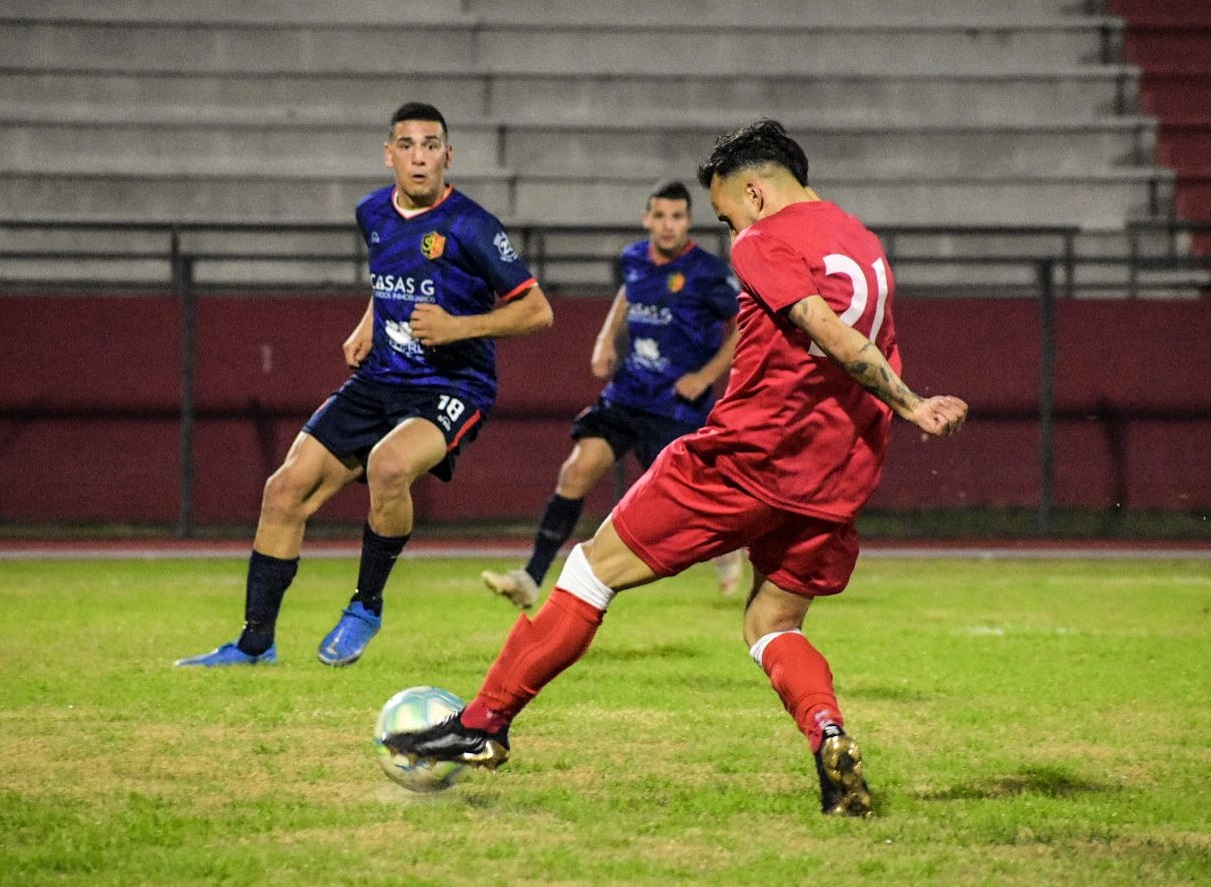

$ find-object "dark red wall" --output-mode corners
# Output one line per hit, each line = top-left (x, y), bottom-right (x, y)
(1, 292), (1208, 525)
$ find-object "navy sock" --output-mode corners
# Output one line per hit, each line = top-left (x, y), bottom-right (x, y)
(237, 550), (299, 655)
(351, 522), (409, 616)
(524, 494), (584, 586)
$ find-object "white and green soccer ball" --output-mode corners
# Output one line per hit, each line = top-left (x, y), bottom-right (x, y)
(373, 685), (466, 793)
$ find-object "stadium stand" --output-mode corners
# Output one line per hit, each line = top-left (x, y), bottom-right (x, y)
(0, 0), (1207, 295)
(2, 0), (1210, 532)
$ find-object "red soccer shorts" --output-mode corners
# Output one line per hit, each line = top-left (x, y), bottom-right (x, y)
(611, 438), (859, 597)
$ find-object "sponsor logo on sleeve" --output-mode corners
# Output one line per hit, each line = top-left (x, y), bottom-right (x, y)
(493, 231), (519, 263)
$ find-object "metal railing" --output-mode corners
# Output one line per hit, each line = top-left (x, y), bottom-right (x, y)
(1126, 219), (1211, 299)
(0, 218), (1127, 297)
(8, 219), (1208, 299)
(5, 219), (1209, 299)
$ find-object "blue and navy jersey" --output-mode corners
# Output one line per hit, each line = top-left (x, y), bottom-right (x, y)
(604, 240), (740, 426)
(352, 185), (537, 411)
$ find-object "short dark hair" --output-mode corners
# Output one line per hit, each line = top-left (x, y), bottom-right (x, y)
(696, 119), (809, 187)
(389, 102), (447, 139)
(647, 179), (692, 211)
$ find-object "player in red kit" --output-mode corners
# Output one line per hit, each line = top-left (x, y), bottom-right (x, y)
(385, 119), (968, 817)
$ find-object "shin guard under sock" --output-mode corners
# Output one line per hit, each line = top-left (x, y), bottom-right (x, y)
(351, 522), (409, 616)
(462, 588), (604, 729)
(524, 494), (584, 586)
(237, 550), (299, 655)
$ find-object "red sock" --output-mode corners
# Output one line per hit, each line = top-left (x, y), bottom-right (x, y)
(461, 588), (604, 732)
(759, 631), (844, 753)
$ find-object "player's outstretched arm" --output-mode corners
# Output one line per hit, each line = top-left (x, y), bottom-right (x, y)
(787, 295), (967, 437)
(343, 299), (375, 369)
(409, 285), (554, 347)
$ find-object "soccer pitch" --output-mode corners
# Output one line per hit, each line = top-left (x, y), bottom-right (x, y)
(1, 554), (1208, 886)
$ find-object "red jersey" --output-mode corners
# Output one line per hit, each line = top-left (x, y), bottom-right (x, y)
(681, 200), (901, 521)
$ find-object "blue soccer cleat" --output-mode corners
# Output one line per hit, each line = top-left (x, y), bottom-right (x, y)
(316, 601), (381, 667)
(174, 641), (278, 667)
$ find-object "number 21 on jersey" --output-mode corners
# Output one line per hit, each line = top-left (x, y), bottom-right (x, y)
(807, 254), (890, 358)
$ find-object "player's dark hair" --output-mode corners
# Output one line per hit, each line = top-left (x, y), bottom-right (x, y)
(647, 179), (692, 211)
(696, 118), (809, 187)
(389, 102), (448, 139)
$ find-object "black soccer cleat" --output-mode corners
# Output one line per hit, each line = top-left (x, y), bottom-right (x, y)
(381, 713), (511, 770)
(814, 729), (872, 817)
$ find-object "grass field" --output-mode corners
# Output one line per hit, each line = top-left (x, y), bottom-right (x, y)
(1, 554), (1209, 886)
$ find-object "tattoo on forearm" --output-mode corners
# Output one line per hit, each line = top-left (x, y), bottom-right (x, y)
(845, 343), (921, 412)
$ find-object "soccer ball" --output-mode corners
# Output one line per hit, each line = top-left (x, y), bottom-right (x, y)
(373, 685), (467, 793)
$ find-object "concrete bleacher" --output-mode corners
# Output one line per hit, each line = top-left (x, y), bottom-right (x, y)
(0, 0), (1204, 295)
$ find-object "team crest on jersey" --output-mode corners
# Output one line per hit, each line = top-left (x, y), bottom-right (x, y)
(421, 231), (446, 260)
(667, 272), (686, 294)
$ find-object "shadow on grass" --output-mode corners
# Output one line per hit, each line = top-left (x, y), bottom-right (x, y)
(588, 642), (702, 662)
(916, 765), (1113, 801)
(847, 683), (930, 703)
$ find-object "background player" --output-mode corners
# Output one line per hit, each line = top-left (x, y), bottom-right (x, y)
(481, 180), (743, 609)
(177, 102), (553, 668)
(384, 119), (968, 817)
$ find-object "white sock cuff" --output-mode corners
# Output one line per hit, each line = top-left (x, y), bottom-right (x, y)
(556, 544), (616, 611)
(749, 629), (804, 668)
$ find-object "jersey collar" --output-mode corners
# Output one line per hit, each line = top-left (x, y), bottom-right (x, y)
(392, 183), (454, 219)
(648, 239), (695, 266)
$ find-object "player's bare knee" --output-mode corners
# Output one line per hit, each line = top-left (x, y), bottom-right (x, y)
(555, 468), (591, 499)
(260, 467), (309, 521)
(556, 456), (596, 499)
(365, 454), (420, 498)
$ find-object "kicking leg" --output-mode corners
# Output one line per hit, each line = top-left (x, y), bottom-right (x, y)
(386, 517), (659, 766)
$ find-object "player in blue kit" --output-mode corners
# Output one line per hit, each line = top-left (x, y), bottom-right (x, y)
(482, 181), (743, 609)
(177, 102), (553, 668)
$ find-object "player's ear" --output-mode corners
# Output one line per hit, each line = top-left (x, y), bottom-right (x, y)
(383, 141), (394, 170)
(443, 143), (454, 169)
(745, 181), (763, 211)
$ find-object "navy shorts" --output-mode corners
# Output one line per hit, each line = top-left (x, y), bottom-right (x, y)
(570, 397), (698, 470)
(303, 376), (485, 482)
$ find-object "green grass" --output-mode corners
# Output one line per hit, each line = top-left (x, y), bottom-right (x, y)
(1, 555), (1209, 886)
